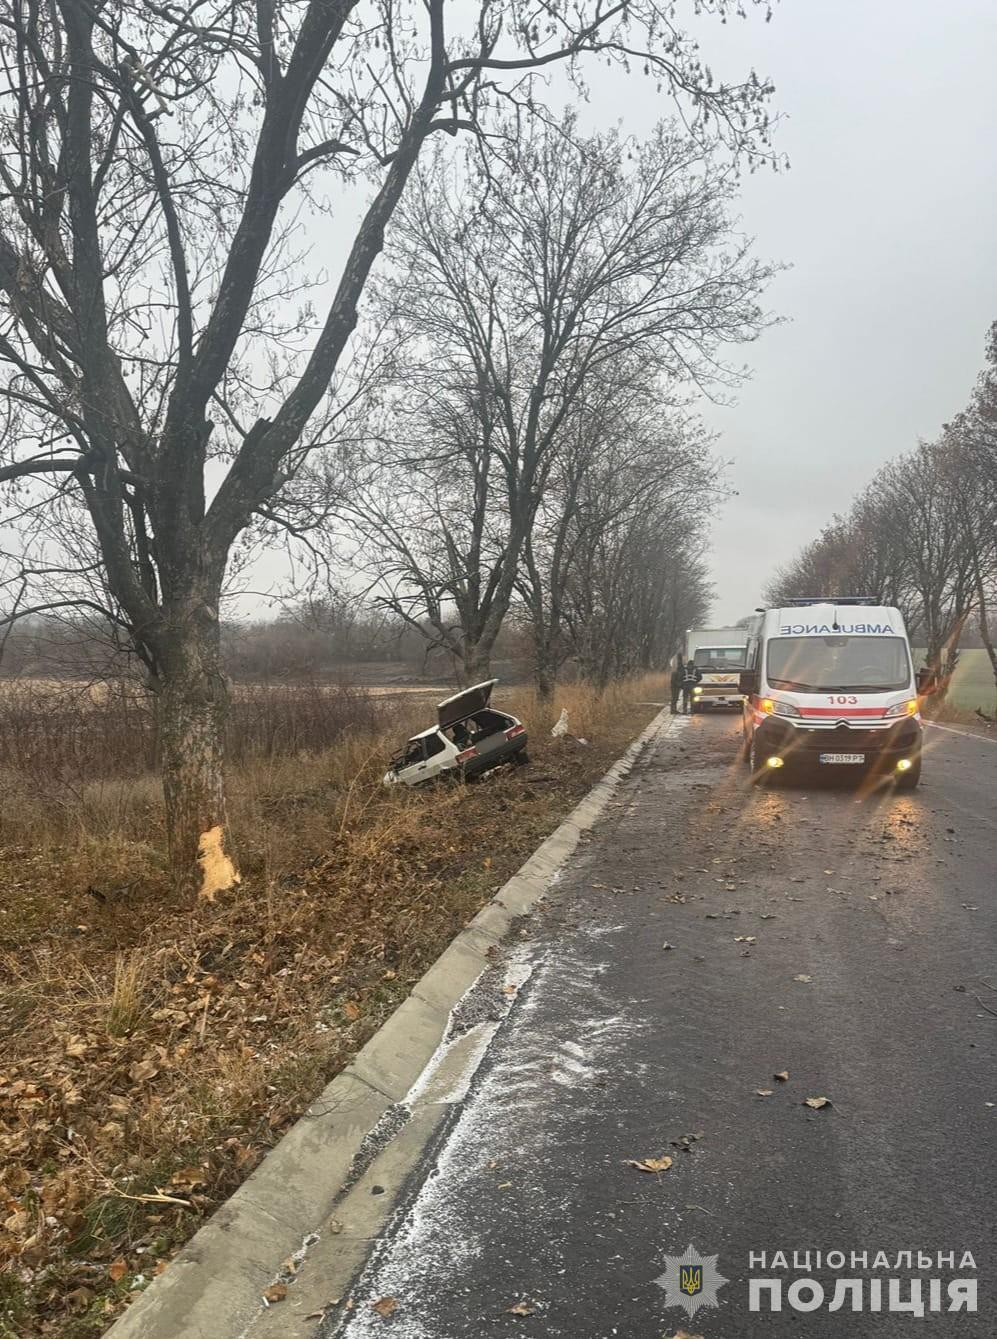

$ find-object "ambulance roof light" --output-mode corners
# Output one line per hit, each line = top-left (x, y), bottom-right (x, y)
(780, 596), (878, 607)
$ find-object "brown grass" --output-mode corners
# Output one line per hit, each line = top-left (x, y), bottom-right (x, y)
(0, 673), (668, 1338)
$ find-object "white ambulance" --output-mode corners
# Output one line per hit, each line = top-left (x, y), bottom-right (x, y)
(738, 599), (928, 788)
(685, 626), (750, 710)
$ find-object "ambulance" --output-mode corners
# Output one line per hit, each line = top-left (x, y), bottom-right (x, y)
(738, 599), (927, 788)
(685, 626), (750, 710)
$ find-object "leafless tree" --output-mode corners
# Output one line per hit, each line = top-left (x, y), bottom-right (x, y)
(943, 323), (997, 697)
(0, 0), (778, 892)
(519, 376), (721, 696)
(558, 453), (713, 688)
(350, 113), (774, 683)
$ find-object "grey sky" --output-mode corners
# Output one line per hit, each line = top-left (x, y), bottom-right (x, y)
(666, 0), (997, 622)
(236, 1), (997, 626)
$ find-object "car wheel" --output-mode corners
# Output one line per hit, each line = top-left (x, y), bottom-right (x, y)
(513, 750), (530, 766)
(749, 736), (773, 784)
(894, 755), (922, 790)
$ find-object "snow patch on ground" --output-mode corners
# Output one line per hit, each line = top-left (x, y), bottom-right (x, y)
(336, 942), (647, 1339)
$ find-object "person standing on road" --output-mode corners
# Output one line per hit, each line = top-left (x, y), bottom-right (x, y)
(681, 657), (702, 713)
(670, 657), (684, 713)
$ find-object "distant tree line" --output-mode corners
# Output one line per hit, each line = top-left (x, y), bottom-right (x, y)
(767, 323), (997, 698)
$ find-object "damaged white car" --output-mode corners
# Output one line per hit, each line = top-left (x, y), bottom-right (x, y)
(383, 679), (529, 787)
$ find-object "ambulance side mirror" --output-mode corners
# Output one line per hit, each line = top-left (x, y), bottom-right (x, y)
(739, 670), (758, 696)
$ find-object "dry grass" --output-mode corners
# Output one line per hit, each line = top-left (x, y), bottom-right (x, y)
(0, 672), (668, 1338)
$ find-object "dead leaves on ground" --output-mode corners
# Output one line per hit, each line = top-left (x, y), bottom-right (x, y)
(372, 1296), (398, 1317)
(803, 1096), (832, 1110)
(507, 1300), (537, 1316)
(625, 1155), (673, 1174)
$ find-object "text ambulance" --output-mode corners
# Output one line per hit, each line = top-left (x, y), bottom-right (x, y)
(739, 599), (925, 788)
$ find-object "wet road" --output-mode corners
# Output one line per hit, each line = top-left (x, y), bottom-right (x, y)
(333, 712), (996, 1338)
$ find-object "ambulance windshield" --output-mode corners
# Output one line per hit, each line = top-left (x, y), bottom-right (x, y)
(767, 636), (911, 693)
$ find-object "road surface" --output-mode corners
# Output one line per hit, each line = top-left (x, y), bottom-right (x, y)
(331, 712), (996, 1337)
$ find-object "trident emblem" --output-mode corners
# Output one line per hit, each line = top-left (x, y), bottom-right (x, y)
(680, 1264), (703, 1296)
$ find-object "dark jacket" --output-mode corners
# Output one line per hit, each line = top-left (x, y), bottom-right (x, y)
(682, 664), (702, 687)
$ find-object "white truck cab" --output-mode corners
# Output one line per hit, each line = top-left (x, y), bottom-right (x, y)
(685, 627), (750, 710)
(739, 599), (924, 788)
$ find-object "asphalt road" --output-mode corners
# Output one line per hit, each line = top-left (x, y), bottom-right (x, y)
(333, 712), (996, 1338)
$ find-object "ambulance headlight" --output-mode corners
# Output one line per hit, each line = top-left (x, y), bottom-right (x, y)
(693, 685), (703, 695)
(884, 699), (918, 718)
(761, 699), (800, 717)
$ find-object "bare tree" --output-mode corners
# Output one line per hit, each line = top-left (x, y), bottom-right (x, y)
(558, 456), (713, 688)
(350, 113), (774, 682)
(520, 378), (720, 696)
(0, 0), (778, 891)
(943, 324), (997, 700)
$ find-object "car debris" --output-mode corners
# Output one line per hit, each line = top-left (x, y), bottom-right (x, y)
(383, 679), (529, 787)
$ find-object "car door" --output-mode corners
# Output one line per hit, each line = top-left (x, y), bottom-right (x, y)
(396, 739), (430, 785)
(421, 732), (452, 780)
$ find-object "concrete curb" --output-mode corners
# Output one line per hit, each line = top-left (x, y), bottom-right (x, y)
(106, 706), (675, 1339)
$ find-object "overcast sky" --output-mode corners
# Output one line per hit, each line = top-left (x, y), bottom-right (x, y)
(644, 0), (997, 623)
(235, 1), (997, 626)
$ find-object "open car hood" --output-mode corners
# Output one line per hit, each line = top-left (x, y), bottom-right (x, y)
(437, 678), (498, 728)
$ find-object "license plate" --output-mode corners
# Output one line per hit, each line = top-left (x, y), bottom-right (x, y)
(819, 752), (865, 765)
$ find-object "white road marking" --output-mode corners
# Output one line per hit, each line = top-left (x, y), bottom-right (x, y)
(925, 721), (997, 746)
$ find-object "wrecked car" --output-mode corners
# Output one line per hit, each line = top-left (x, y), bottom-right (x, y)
(383, 679), (529, 787)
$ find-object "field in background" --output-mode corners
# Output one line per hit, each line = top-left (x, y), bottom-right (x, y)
(0, 673), (668, 1339)
(944, 649), (996, 713)
(913, 648), (996, 715)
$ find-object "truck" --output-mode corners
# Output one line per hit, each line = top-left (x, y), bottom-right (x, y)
(684, 626), (750, 711)
(737, 598), (926, 788)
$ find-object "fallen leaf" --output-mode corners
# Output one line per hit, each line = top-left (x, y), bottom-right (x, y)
(263, 1284), (288, 1304)
(372, 1297), (397, 1317)
(774, 1070), (789, 1081)
(734, 936), (756, 944)
(661, 941), (675, 951)
(803, 1096), (831, 1110)
(128, 1058), (159, 1084)
(108, 1257), (128, 1283)
(755, 1089), (773, 1097)
(625, 1156), (673, 1173)
(507, 1301), (537, 1316)
(793, 974), (812, 983)
(343, 1000), (361, 1021)
(169, 1166), (207, 1189)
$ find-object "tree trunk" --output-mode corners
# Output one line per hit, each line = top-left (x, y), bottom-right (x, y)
(460, 643), (492, 686)
(535, 657), (557, 703)
(156, 613), (238, 899)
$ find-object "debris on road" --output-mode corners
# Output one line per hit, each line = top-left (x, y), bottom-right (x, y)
(625, 1156), (674, 1173)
